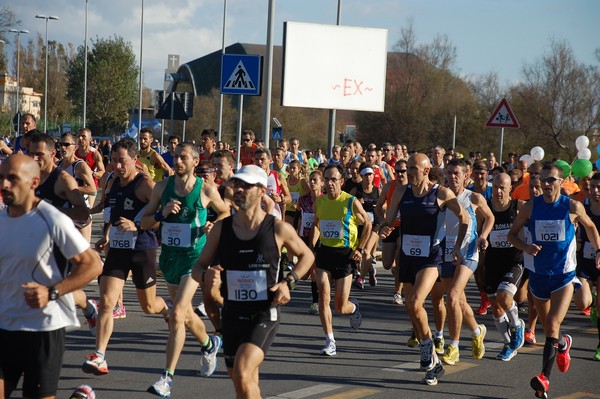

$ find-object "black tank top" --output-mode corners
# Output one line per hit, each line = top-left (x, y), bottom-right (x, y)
(218, 214), (280, 313)
(487, 198), (523, 263)
(578, 199), (600, 264)
(355, 185), (380, 224)
(107, 173), (157, 249)
(36, 168), (69, 208)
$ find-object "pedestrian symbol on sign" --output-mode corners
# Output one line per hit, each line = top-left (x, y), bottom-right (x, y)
(224, 62), (255, 90)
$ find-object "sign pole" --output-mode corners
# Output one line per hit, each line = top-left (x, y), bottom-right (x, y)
(169, 92), (175, 136)
(235, 95), (244, 171)
(452, 114), (457, 149)
(499, 127), (504, 166)
(182, 120), (186, 142)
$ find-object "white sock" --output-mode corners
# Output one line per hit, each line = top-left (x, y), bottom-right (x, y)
(326, 333), (335, 342)
(506, 302), (520, 327)
(472, 326), (481, 337)
(494, 314), (511, 343)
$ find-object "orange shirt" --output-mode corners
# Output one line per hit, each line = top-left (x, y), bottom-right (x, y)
(562, 179), (580, 196)
(240, 143), (258, 166)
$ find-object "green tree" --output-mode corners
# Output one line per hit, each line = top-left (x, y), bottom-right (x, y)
(0, 6), (19, 74)
(67, 36), (138, 134)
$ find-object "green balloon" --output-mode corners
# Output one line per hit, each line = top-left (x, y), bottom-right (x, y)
(571, 159), (593, 178)
(554, 160), (570, 177)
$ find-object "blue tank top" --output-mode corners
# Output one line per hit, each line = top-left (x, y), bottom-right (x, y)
(107, 173), (157, 250)
(444, 189), (478, 262)
(399, 183), (446, 256)
(524, 195), (576, 275)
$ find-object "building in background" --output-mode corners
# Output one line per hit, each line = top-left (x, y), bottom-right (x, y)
(0, 74), (42, 119)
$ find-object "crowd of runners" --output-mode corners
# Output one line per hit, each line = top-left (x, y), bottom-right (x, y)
(0, 114), (599, 399)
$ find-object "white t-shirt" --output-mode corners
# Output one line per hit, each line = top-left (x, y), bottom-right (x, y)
(0, 201), (90, 331)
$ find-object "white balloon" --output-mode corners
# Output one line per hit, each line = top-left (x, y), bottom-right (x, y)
(578, 148), (592, 160)
(575, 135), (590, 151)
(530, 146), (545, 161)
(519, 154), (533, 165)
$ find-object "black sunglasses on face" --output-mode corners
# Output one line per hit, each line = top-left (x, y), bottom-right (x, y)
(58, 142), (73, 147)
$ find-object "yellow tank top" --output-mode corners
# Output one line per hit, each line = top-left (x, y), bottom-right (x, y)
(315, 191), (358, 248)
(286, 177), (306, 212)
(138, 148), (164, 182)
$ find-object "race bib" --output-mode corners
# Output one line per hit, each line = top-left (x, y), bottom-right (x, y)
(299, 212), (315, 236)
(490, 229), (513, 249)
(109, 227), (137, 249)
(366, 212), (375, 223)
(320, 220), (343, 240)
(402, 234), (430, 257)
(161, 223), (192, 248)
(535, 220), (566, 242)
(290, 192), (300, 204)
(583, 241), (596, 260)
(227, 270), (268, 302)
(444, 236), (457, 262)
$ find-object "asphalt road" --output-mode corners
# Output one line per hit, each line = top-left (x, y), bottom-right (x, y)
(11, 217), (600, 399)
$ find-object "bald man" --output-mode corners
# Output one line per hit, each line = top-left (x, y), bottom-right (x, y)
(381, 153), (469, 386)
(0, 154), (102, 399)
(484, 173), (526, 361)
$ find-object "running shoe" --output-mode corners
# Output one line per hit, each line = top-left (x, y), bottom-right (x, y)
(353, 277), (364, 290)
(112, 301), (126, 319)
(580, 306), (592, 316)
(420, 340), (435, 371)
(309, 303), (319, 315)
(407, 331), (419, 348)
(509, 319), (525, 350)
(200, 335), (222, 377)
(471, 324), (486, 360)
(392, 293), (404, 305)
(421, 360), (445, 386)
(556, 334), (572, 373)
(525, 328), (537, 345)
(530, 373), (549, 399)
(349, 298), (362, 330)
(320, 340), (337, 356)
(433, 336), (445, 355)
(594, 346), (600, 361)
(82, 353), (109, 375)
(441, 344), (459, 365)
(368, 269), (377, 287)
(496, 343), (517, 361)
(476, 302), (490, 315)
(85, 299), (98, 337)
(194, 303), (207, 318)
(147, 373), (172, 398)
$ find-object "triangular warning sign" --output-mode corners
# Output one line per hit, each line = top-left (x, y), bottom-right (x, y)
(224, 61), (255, 90)
(486, 98), (519, 128)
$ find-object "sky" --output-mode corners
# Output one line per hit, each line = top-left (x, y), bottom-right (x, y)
(4, 0), (599, 91)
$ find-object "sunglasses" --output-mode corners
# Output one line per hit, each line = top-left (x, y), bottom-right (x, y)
(541, 176), (562, 184)
(58, 142), (74, 147)
(395, 169), (407, 173)
(231, 179), (256, 189)
(242, 138), (251, 142)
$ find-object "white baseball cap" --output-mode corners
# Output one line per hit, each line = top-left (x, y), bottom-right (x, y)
(230, 165), (268, 187)
(360, 167), (374, 175)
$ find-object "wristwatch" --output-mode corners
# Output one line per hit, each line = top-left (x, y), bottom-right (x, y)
(48, 286), (59, 301)
(357, 248), (365, 255)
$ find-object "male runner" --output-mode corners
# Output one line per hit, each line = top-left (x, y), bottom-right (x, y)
(76, 128), (105, 207)
(381, 153), (469, 385)
(82, 138), (170, 375)
(138, 128), (173, 182)
(508, 164), (600, 398)
(143, 142), (228, 397)
(194, 165), (314, 399)
(484, 173), (526, 361)
(440, 159), (492, 366)
(311, 164), (372, 355)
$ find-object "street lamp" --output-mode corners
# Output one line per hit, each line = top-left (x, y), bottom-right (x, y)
(35, 14), (60, 133)
(83, 0), (89, 127)
(137, 0), (144, 149)
(6, 29), (29, 136)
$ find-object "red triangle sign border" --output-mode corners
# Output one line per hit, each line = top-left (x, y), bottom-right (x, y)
(486, 98), (520, 128)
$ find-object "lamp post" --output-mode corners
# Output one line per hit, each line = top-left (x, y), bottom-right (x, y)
(35, 14), (60, 133)
(7, 29), (29, 136)
(137, 0), (144, 149)
(83, 0), (89, 127)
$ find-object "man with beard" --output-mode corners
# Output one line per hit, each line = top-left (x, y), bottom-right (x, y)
(138, 128), (173, 182)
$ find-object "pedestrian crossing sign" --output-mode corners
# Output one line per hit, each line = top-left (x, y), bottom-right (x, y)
(221, 54), (262, 96)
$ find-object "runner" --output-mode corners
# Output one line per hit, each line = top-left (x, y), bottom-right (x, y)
(137, 128), (173, 182)
(75, 128), (105, 207)
(439, 158), (492, 366)
(193, 164), (314, 398)
(484, 173), (526, 361)
(142, 142), (229, 397)
(381, 153), (469, 385)
(507, 164), (600, 399)
(311, 164), (372, 356)
(82, 138), (170, 376)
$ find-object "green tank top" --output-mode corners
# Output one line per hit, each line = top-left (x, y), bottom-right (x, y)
(160, 176), (206, 255)
(315, 191), (358, 249)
